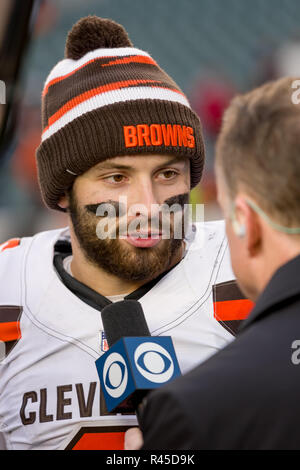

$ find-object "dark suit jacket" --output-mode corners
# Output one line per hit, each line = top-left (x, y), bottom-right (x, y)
(141, 254), (300, 450)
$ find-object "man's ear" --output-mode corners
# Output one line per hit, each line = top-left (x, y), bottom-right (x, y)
(58, 194), (68, 210)
(235, 196), (262, 256)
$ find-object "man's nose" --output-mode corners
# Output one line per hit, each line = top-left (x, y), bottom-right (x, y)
(129, 180), (160, 218)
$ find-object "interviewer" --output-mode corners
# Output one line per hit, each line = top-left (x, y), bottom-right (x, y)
(127, 76), (300, 450)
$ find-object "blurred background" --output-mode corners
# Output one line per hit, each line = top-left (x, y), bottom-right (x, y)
(0, 0), (300, 242)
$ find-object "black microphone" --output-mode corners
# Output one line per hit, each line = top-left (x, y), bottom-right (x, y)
(95, 300), (181, 416)
(101, 299), (150, 348)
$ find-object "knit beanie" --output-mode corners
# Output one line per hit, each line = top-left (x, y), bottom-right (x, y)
(36, 16), (205, 211)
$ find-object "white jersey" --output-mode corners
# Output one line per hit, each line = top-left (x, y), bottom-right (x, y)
(0, 221), (251, 450)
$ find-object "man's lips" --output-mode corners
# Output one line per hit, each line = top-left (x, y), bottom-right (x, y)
(125, 232), (163, 248)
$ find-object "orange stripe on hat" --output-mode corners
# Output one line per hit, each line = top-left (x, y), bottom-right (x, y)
(102, 55), (157, 67)
(43, 79), (167, 134)
(43, 56), (117, 97)
(42, 56), (157, 98)
(214, 299), (254, 322)
(0, 321), (21, 342)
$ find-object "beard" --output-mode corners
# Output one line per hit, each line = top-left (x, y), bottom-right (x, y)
(68, 190), (189, 283)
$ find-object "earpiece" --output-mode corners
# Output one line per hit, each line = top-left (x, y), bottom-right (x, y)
(232, 219), (246, 238)
(230, 200), (247, 238)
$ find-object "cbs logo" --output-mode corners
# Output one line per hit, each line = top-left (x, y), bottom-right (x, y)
(134, 342), (174, 383)
(102, 343), (174, 397)
(103, 352), (128, 398)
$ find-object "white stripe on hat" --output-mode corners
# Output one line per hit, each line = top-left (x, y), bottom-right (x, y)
(44, 47), (152, 89)
(42, 86), (190, 142)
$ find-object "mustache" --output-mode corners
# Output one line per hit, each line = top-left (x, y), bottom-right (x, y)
(84, 193), (190, 217)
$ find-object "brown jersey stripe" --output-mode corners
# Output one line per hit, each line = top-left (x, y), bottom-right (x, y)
(4, 339), (18, 357)
(213, 281), (254, 336)
(217, 320), (243, 337)
(44, 61), (179, 122)
(0, 305), (22, 323)
(43, 80), (184, 134)
(213, 280), (247, 302)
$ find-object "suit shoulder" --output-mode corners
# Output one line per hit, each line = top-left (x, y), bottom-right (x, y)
(142, 387), (193, 450)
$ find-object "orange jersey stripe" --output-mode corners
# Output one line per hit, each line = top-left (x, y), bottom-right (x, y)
(72, 432), (125, 450)
(0, 321), (21, 342)
(43, 79), (161, 134)
(0, 238), (20, 253)
(214, 299), (254, 321)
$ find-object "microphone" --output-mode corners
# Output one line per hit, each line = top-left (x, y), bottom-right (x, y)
(95, 300), (181, 416)
(101, 298), (151, 348)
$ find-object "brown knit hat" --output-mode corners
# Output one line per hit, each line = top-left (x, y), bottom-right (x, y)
(36, 16), (205, 211)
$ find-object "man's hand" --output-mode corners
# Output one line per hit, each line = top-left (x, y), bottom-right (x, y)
(124, 427), (144, 450)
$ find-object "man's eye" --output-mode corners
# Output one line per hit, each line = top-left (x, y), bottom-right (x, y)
(159, 170), (178, 180)
(105, 174), (126, 183)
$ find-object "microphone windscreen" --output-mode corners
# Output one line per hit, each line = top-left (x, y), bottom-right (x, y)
(101, 299), (150, 347)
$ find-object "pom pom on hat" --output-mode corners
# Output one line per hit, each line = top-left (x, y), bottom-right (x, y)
(65, 15), (133, 60)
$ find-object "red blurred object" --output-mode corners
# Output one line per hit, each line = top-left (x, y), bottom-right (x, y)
(190, 76), (236, 138)
(33, 0), (58, 37)
(11, 106), (41, 200)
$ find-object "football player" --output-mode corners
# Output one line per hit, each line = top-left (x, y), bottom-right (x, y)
(0, 16), (251, 450)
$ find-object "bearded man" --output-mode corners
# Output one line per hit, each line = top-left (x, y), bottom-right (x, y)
(0, 16), (247, 450)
